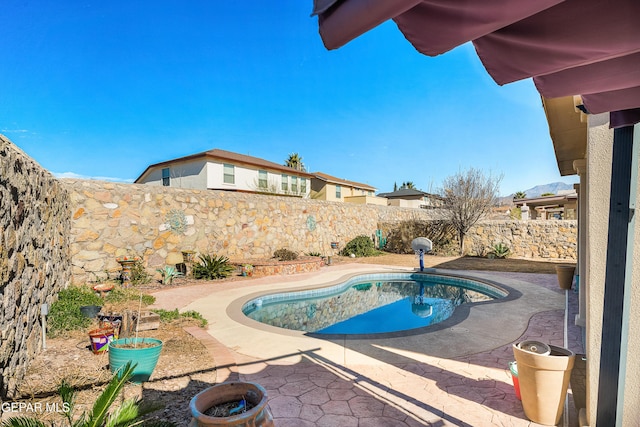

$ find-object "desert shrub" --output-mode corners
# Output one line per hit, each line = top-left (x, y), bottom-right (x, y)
(490, 242), (510, 259)
(307, 251), (322, 257)
(192, 254), (235, 279)
(273, 248), (298, 261)
(340, 235), (378, 257)
(154, 308), (208, 327)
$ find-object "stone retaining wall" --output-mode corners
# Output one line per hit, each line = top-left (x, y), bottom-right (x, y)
(63, 179), (440, 284)
(465, 220), (577, 259)
(0, 136), (71, 399)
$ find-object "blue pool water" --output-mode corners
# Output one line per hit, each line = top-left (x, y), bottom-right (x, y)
(242, 273), (507, 335)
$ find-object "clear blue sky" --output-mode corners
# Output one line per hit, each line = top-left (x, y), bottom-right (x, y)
(2, 1), (577, 196)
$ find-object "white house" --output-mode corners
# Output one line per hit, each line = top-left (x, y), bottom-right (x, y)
(135, 149), (314, 197)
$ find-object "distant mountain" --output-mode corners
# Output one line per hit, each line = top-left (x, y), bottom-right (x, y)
(498, 182), (575, 205)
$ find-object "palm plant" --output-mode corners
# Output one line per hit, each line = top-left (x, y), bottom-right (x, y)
(284, 153), (306, 171)
(513, 191), (527, 200)
(192, 254), (235, 280)
(0, 362), (173, 427)
(400, 181), (416, 190)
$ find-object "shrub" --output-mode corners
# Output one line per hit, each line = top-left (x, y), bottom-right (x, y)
(273, 248), (298, 261)
(192, 254), (235, 280)
(340, 235), (378, 257)
(307, 251), (322, 257)
(154, 308), (208, 327)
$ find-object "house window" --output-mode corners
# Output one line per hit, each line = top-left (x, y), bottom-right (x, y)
(281, 174), (288, 192)
(223, 164), (235, 184)
(300, 178), (307, 194)
(368, 190), (373, 196)
(291, 176), (298, 193)
(162, 168), (170, 186)
(336, 185), (342, 199)
(258, 170), (268, 189)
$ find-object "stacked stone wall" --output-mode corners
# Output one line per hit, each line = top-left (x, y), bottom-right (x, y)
(465, 220), (577, 259)
(0, 136), (71, 399)
(63, 179), (440, 284)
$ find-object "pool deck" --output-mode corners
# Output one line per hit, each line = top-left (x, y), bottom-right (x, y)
(151, 263), (583, 426)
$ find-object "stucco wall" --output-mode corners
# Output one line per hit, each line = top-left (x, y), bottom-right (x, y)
(584, 115), (612, 424)
(64, 179), (440, 284)
(584, 120), (640, 426)
(0, 136), (71, 399)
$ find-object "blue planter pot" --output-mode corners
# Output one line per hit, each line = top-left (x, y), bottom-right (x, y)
(109, 338), (163, 383)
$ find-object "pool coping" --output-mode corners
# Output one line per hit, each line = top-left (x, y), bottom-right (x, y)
(228, 269), (520, 340)
(180, 264), (564, 365)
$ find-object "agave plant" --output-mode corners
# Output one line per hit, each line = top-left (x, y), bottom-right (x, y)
(0, 362), (173, 427)
(192, 254), (235, 280)
(156, 266), (183, 285)
(491, 242), (510, 259)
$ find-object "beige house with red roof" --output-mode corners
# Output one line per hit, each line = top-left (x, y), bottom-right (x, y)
(135, 149), (314, 197)
(310, 172), (386, 205)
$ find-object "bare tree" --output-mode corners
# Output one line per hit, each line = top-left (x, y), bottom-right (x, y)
(440, 168), (503, 255)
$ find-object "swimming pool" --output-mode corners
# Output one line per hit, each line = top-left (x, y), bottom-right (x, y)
(242, 272), (507, 335)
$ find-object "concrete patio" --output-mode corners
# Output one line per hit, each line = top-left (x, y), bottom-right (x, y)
(151, 263), (583, 426)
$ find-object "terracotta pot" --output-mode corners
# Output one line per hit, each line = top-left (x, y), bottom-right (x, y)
(555, 265), (575, 290)
(190, 382), (274, 427)
(513, 343), (575, 425)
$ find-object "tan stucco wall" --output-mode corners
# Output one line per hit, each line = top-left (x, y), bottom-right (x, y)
(583, 117), (640, 425)
(344, 195), (387, 206)
(584, 114), (611, 424)
(623, 125), (640, 425)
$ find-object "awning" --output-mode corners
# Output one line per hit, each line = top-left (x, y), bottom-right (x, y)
(312, 0), (640, 126)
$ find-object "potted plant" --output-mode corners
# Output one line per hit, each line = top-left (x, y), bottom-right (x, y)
(190, 382), (274, 427)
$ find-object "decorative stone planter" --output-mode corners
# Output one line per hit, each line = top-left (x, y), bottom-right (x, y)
(232, 257), (323, 277)
(116, 256), (140, 288)
(190, 382), (274, 427)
